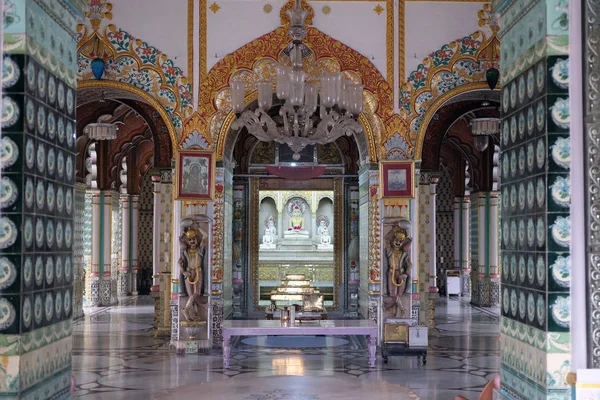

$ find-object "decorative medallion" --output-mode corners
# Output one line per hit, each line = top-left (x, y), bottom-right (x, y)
(536, 61), (545, 91)
(0, 217), (18, 249)
(55, 291), (62, 319)
(35, 218), (44, 248)
(551, 255), (570, 288)
(65, 222), (72, 249)
(37, 68), (46, 98)
(503, 255), (509, 279)
(551, 296), (570, 328)
(0, 136), (19, 168)
(373, 3), (384, 15)
(1, 96), (20, 128)
(502, 88), (509, 113)
(527, 142), (534, 172)
(536, 101), (545, 131)
(510, 185), (517, 211)
(57, 151), (65, 178)
(502, 120), (509, 146)
(550, 176), (570, 207)
(66, 121), (74, 147)
(503, 287), (510, 314)
(47, 112), (56, 140)
(551, 216), (570, 247)
(510, 116), (517, 144)
(24, 177), (34, 209)
(551, 137), (570, 169)
(1, 56), (20, 89)
(65, 188), (72, 215)
(527, 255), (535, 284)
(510, 289), (518, 317)
(527, 218), (535, 248)
(518, 256), (526, 284)
(527, 180), (535, 210)
(519, 291), (526, 320)
(527, 106), (534, 135)
(64, 257), (72, 282)
(47, 148), (56, 177)
(518, 183), (525, 211)
(56, 221), (63, 249)
(0, 257), (17, 290)
(536, 216), (545, 247)
(551, 58), (569, 89)
(550, 98), (570, 129)
(23, 218), (33, 248)
(36, 103), (46, 135)
(510, 150), (517, 177)
(57, 117), (65, 144)
(34, 256), (43, 287)
(47, 183), (55, 213)
(510, 220), (517, 247)
(56, 257), (63, 282)
(34, 294), (42, 325)
(26, 60), (36, 92)
(510, 255), (517, 282)
(36, 180), (45, 210)
(46, 219), (55, 249)
(536, 294), (545, 325)
(263, 3), (273, 14)
(536, 178), (545, 208)
(66, 156), (73, 181)
(0, 176), (19, 209)
(0, 298), (16, 330)
(510, 81), (517, 109)
(518, 147), (525, 175)
(22, 297), (32, 328)
(36, 143), (45, 174)
(518, 220), (526, 247)
(536, 138), (545, 170)
(57, 82), (65, 110)
(503, 220), (510, 246)
(527, 293), (535, 322)
(45, 256), (54, 286)
(24, 257), (33, 289)
(322, 5), (331, 15)
(518, 112), (525, 139)
(66, 89), (74, 115)
(45, 292), (54, 321)
(25, 138), (34, 170)
(64, 289), (71, 315)
(56, 186), (65, 214)
(48, 75), (56, 103)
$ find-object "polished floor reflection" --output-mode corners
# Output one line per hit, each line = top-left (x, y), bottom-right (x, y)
(72, 297), (500, 400)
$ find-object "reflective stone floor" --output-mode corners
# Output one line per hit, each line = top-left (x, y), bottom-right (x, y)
(72, 296), (500, 400)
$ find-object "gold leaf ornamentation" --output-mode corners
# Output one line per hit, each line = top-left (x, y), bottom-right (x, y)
(209, 2), (221, 14)
(373, 4), (384, 15)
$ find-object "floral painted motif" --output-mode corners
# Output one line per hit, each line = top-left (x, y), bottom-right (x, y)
(77, 24), (192, 136)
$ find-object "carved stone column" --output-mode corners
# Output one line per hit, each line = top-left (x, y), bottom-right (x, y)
(461, 197), (471, 296)
(89, 191), (101, 306)
(130, 195), (140, 295)
(119, 195), (131, 297)
(418, 173), (439, 329)
(152, 173), (162, 289)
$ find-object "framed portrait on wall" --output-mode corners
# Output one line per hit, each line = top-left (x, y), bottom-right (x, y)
(175, 149), (215, 200)
(379, 160), (415, 198)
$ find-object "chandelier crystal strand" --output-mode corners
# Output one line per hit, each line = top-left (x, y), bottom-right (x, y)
(230, 0), (364, 161)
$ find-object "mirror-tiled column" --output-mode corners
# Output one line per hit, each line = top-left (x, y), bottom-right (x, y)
(0, 0), (83, 397)
(497, 0), (571, 396)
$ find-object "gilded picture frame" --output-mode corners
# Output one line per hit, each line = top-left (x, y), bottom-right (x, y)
(175, 149), (215, 200)
(379, 160), (415, 199)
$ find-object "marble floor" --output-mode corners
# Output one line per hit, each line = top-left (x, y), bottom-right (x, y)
(72, 296), (500, 400)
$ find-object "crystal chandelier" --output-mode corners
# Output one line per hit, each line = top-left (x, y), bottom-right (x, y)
(230, 0), (364, 161)
(470, 118), (499, 152)
(83, 123), (118, 140)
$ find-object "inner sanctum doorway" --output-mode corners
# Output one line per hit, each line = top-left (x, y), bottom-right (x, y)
(228, 134), (364, 318)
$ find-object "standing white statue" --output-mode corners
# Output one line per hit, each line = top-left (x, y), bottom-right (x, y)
(260, 216), (277, 249)
(318, 220), (331, 244)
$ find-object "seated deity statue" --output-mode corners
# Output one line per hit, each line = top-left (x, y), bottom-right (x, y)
(261, 216), (277, 248)
(284, 205), (309, 237)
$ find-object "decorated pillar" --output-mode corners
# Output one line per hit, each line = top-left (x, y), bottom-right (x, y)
(418, 173), (439, 329)
(73, 183), (88, 319)
(131, 195), (140, 295)
(488, 192), (499, 303)
(99, 191), (114, 306)
(461, 197), (471, 295)
(471, 192), (499, 307)
(152, 173), (162, 288)
(119, 195), (131, 296)
(453, 197), (461, 272)
(0, 1), (83, 396)
(90, 191), (102, 305)
(410, 167), (420, 319)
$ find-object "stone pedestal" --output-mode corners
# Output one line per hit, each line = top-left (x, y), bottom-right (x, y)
(176, 295), (211, 353)
(152, 272), (172, 336)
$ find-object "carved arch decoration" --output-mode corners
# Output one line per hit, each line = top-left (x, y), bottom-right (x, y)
(394, 3), (500, 160)
(76, 1), (193, 137)
(189, 24), (394, 163)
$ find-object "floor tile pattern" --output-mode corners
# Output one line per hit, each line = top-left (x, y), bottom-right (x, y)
(72, 297), (499, 400)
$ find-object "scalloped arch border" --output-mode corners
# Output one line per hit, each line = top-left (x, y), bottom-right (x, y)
(193, 26), (392, 162)
(77, 79), (178, 150)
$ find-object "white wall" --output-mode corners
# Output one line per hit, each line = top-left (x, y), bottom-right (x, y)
(404, 1), (487, 77)
(207, 0), (387, 78)
(110, 0), (189, 76)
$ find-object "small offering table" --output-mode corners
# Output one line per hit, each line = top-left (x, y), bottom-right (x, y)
(222, 319), (378, 368)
